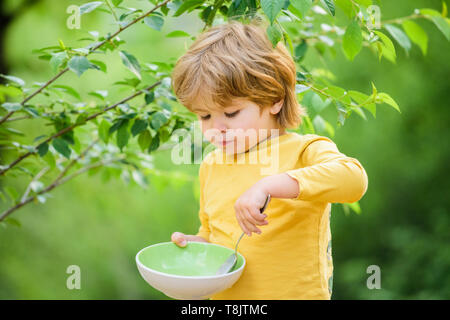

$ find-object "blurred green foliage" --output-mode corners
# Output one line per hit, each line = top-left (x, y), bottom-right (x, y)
(0, 0), (449, 299)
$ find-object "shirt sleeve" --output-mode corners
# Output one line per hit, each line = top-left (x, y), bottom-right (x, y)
(285, 135), (368, 203)
(195, 161), (210, 241)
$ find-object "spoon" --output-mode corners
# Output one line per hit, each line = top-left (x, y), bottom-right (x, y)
(215, 194), (271, 275)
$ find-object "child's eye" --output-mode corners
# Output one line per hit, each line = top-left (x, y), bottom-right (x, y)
(225, 110), (240, 118)
(200, 114), (210, 120)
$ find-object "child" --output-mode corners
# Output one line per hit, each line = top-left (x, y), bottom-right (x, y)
(169, 19), (368, 300)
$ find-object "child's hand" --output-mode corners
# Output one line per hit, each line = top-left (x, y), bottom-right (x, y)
(234, 184), (270, 236)
(171, 232), (209, 247)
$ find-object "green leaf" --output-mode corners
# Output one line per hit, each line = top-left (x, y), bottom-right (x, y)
(0, 84), (22, 99)
(267, 24), (282, 48)
(150, 111), (169, 130)
(75, 113), (88, 125)
(348, 90), (369, 103)
(167, 0), (182, 12)
(5, 217), (21, 228)
(324, 119), (335, 137)
(138, 129), (152, 151)
(132, 170), (148, 188)
(322, 0), (335, 16)
(419, 8), (441, 17)
(4, 186), (19, 203)
(363, 103), (376, 118)
(51, 85), (81, 100)
(43, 151), (56, 168)
(88, 90), (108, 100)
(290, 0), (313, 18)
(52, 138), (71, 159)
(30, 181), (44, 193)
(119, 51), (141, 80)
(148, 132), (160, 153)
(99, 119), (111, 143)
(313, 115), (326, 133)
(200, 5), (213, 23)
(0, 74), (25, 87)
(325, 85), (346, 100)
(303, 91), (330, 115)
(377, 92), (401, 113)
(1, 102), (22, 112)
(261, 0), (285, 24)
(335, 0), (354, 18)
(428, 15), (450, 41)
(373, 30), (396, 62)
(402, 20), (428, 55)
(68, 56), (93, 77)
(353, 106), (367, 120)
(23, 106), (39, 117)
(0, 190), (6, 203)
(116, 120), (130, 151)
(336, 101), (348, 126)
(37, 142), (49, 157)
(80, 1), (103, 15)
(34, 135), (47, 143)
(346, 201), (361, 214)
(144, 15), (164, 31)
(109, 119), (124, 135)
(354, 0), (372, 6)
(4, 128), (24, 137)
(37, 194), (47, 203)
(165, 30), (190, 38)
(2, 127), (24, 136)
(131, 119), (148, 137)
(111, 0), (123, 7)
(227, 0), (248, 19)
(283, 29), (294, 56)
(384, 24), (412, 54)
(173, 0), (204, 17)
(370, 81), (377, 99)
(294, 40), (308, 62)
(90, 60), (107, 73)
(113, 78), (141, 87)
(343, 20), (363, 60)
(145, 91), (155, 104)
(159, 126), (171, 143)
(49, 52), (68, 73)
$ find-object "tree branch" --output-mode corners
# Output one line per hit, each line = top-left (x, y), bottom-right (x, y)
(380, 13), (425, 26)
(20, 166), (49, 203)
(0, 156), (122, 222)
(0, 81), (161, 176)
(0, 0), (171, 125)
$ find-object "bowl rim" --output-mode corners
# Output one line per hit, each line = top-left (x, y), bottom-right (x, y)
(136, 241), (246, 280)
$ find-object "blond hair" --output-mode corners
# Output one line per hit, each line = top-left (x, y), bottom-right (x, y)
(171, 18), (306, 129)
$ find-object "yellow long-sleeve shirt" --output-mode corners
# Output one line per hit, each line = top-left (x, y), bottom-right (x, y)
(195, 131), (368, 299)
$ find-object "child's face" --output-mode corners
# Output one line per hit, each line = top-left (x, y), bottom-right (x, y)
(193, 98), (284, 155)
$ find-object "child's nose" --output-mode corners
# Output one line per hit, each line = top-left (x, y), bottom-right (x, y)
(212, 119), (228, 132)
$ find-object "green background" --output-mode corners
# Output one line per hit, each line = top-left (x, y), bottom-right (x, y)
(0, 0), (449, 299)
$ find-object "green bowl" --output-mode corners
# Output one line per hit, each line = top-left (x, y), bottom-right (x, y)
(136, 242), (245, 300)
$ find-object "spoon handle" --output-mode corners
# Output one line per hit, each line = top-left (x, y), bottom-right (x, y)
(260, 193), (271, 214)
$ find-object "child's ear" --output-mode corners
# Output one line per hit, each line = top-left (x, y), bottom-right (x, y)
(270, 99), (284, 115)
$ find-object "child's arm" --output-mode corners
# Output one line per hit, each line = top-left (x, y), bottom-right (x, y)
(281, 136), (368, 203)
(256, 135), (368, 203)
(235, 135), (368, 235)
